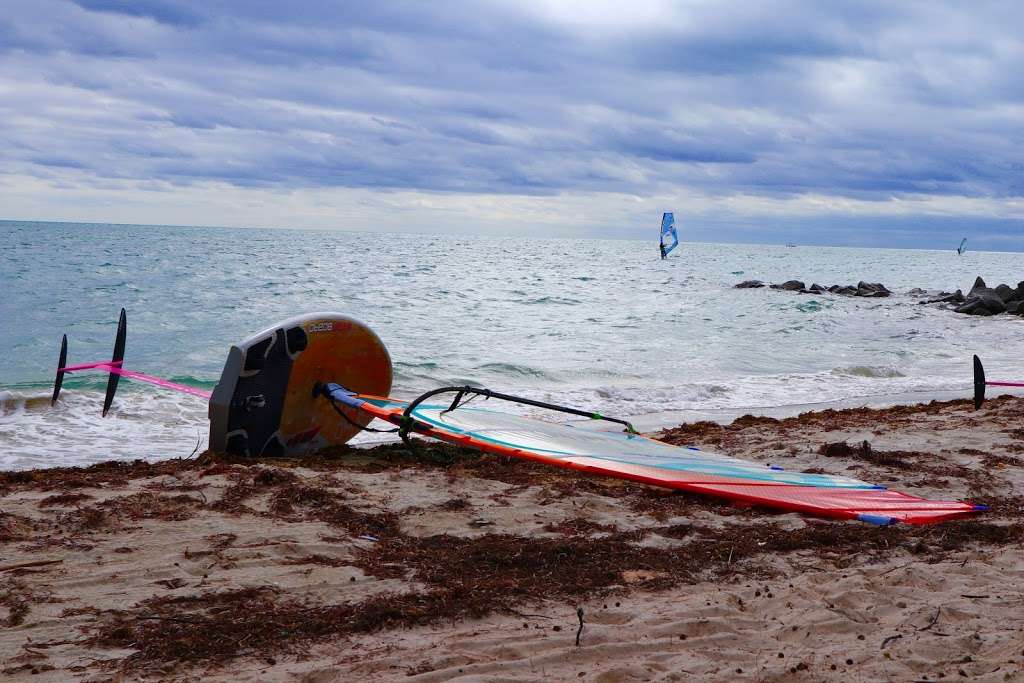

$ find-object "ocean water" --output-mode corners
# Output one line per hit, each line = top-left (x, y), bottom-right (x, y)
(2, 220), (1022, 470)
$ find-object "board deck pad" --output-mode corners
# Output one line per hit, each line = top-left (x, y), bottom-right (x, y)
(346, 397), (982, 525)
(209, 313), (392, 457)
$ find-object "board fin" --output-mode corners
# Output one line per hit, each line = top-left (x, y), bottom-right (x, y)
(973, 354), (986, 410)
(51, 334), (68, 405)
(102, 308), (127, 417)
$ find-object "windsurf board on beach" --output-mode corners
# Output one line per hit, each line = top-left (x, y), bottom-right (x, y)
(51, 310), (985, 526)
(321, 390), (984, 525)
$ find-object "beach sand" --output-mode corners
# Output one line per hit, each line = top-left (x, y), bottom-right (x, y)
(2, 396), (1022, 681)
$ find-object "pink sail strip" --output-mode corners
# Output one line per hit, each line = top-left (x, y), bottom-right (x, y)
(60, 362), (212, 400)
(60, 360), (123, 372)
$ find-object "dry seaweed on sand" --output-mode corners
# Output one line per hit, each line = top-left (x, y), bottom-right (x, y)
(36, 492), (94, 508)
(0, 581), (31, 627)
(659, 396), (1024, 448)
(83, 516), (1024, 670)
(265, 483), (401, 538)
(0, 512), (37, 543)
(55, 491), (206, 533)
(818, 440), (917, 469)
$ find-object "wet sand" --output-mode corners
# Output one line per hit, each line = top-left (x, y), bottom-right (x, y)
(2, 396), (1022, 681)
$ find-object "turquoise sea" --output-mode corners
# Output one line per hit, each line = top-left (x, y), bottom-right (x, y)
(2, 219), (1022, 470)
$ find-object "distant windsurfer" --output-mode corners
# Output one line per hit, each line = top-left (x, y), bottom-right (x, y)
(658, 212), (677, 259)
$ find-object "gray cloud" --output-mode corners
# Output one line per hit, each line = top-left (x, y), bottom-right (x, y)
(0, 0), (1022, 229)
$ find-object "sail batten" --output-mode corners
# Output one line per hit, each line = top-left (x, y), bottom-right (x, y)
(659, 212), (679, 258)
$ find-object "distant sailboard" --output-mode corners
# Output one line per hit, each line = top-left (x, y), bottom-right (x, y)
(659, 212), (678, 259)
(957, 238), (967, 255)
(50, 310), (985, 525)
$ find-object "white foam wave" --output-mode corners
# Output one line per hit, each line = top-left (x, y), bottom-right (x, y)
(0, 388), (208, 471)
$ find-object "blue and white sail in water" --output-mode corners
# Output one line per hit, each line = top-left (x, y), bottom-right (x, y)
(957, 238), (967, 255)
(659, 212), (679, 259)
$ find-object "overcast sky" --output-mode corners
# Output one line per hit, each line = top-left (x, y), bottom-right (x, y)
(1, 1), (1022, 248)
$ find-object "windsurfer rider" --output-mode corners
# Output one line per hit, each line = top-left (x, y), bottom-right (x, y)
(660, 243), (667, 259)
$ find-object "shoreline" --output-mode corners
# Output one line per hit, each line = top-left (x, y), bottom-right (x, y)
(9, 384), (1022, 468)
(2, 396), (1022, 681)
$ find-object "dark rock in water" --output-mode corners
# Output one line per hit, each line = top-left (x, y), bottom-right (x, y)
(957, 291), (1006, 315)
(857, 281), (891, 293)
(735, 280), (766, 289)
(955, 300), (994, 315)
(918, 277), (1024, 316)
(907, 287), (928, 296)
(968, 276), (991, 298)
(854, 281), (890, 297)
(923, 290), (965, 305)
(968, 286), (999, 301)
(757, 278), (895, 299)
(995, 284), (1016, 302)
(948, 276), (1024, 315)
(980, 293), (1007, 314)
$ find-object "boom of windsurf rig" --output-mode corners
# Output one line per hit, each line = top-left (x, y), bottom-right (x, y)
(313, 382), (637, 446)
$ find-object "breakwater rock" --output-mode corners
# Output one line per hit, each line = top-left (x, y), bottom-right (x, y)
(737, 275), (1024, 317)
(734, 280), (891, 297)
(945, 277), (1024, 316)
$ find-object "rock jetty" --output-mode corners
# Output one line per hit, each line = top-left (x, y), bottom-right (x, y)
(734, 280), (891, 297)
(947, 277), (1024, 316)
(736, 275), (1024, 317)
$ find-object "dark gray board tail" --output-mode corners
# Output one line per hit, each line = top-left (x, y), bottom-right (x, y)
(51, 334), (68, 405)
(973, 355), (986, 410)
(102, 308), (127, 417)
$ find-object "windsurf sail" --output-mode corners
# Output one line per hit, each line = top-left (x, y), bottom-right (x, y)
(47, 309), (986, 525)
(317, 384), (985, 526)
(659, 212), (678, 259)
(957, 238), (967, 255)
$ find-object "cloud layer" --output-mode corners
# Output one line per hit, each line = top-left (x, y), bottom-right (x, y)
(1, 1), (1022, 245)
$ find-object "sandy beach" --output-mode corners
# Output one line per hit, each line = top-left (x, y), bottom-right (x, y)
(2, 395), (1022, 682)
